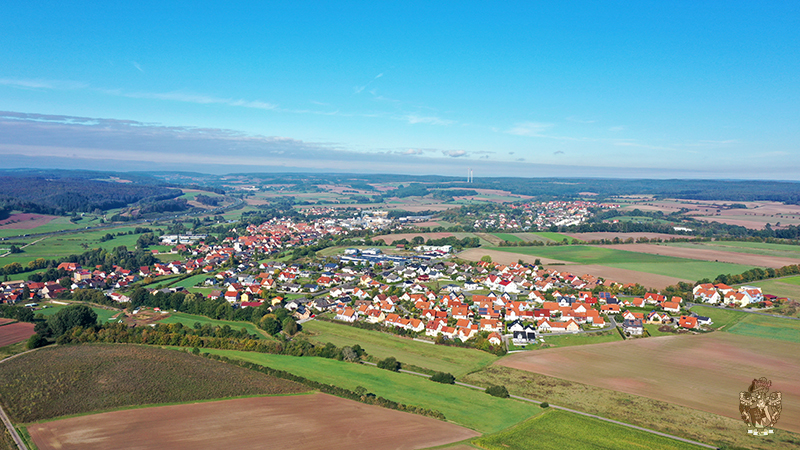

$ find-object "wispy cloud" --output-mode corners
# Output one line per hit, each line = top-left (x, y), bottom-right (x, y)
(354, 73), (385, 94)
(506, 121), (555, 137)
(132, 61), (144, 73)
(0, 78), (87, 90)
(566, 116), (596, 124)
(103, 89), (278, 110)
(406, 115), (455, 126)
(613, 141), (674, 151)
(554, 150), (565, 155)
(442, 150), (467, 157)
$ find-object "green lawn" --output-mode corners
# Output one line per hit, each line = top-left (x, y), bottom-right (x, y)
(726, 314), (800, 343)
(35, 303), (121, 322)
(200, 349), (541, 433)
(473, 409), (704, 450)
(689, 305), (747, 330)
(171, 273), (212, 289)
(158, 312), (272, 340)
(487, 245), (757, 280)
(493, 233), (524, 242)
(534, 329), (622, 349)
(302, 320), (496, 376)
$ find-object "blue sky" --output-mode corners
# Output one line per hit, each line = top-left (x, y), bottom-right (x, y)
(1, 2), (798, 178)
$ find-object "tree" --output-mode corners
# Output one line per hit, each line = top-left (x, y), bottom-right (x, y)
(430, 372), (455, 384)
(480, 255), (492, 263)
(259, 316), (282, 336)
(341, 346), (360, 362)
(485, 385), (509, 398)
(27, 333), (48, 349)
(282, 317), (299, 336)
(46, 305), (98, 337)
(377, 356), (401, 372)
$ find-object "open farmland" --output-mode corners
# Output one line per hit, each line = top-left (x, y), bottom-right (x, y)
(484, 245), (758, 282)
(498, 332), (800, 433)
(200, 348), (542, 433)
(0, 322), (34, 347)
(566, 232), (693, 242)
(664, 240), (800, 258)
(0, 213), (57, 229)
(372, 232), (454, 244)
(726, 313), (800, 343)
(473, 409), (703, 450)
(740, 276), (800, 300)
(595, 243), (800, 268)
(302, 320), (496, 376)
(0, 344), (308, 422)
(28, 393), (479, 450)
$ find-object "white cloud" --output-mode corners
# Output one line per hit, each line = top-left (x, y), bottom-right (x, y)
(406, 115), (455, 126)
(442, 150), (467, 158)
(132, 61), (144, 73)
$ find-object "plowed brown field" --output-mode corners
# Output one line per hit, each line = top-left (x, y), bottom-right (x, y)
(0, 213), (57, 229)
(595, 243), (799, 268)
(28, 393), (479, 450)
(0, 322), (34, 346)
(498, 333), (800, 433)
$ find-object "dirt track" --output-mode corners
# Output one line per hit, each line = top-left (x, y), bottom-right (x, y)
(596, 243), (800, 268)
(498, 333), (800, 433)
(28, 393), (479, 450)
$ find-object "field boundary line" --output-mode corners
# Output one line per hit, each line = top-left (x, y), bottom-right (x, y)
(0, 403), (27, 450)
(363, 361), (718, 449)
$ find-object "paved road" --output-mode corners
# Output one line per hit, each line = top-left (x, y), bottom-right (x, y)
(362, 360), (718, 449)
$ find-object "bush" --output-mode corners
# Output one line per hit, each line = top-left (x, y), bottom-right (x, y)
(540, 402), (549, 408)
(27, 333), (48, 349)
(485, 384), (509, 398)
(376, 356), (401, 372)
(430, 372), (455, 384)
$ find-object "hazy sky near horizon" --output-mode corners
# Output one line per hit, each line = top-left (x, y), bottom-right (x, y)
(1, 2), (799, 178)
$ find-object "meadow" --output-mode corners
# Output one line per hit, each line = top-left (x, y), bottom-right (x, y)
(664, 240), (800, 259)
(35, 303), (121, 323)
(535, 329), (622, 349)
(0, 344), (308, 423)
(688, 305), (747, 330)
(200, 348), (542, 433)
(472, 409), (703, 450)
(726, 313), (800, 343)
(463, 365), (800, 450)
(301, 320), (496, 376)
(487, 245), (757, 280)
(157, 312), (271, 339)
(739, 276), (800, 301)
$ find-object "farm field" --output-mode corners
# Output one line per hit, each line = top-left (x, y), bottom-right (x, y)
(689, 305), (747, 330)
(473, 409), (702, 450)
(200, 349), (542, 433)
(497, 332), (800, 433)
(663, 240), (800, 258)
(492, 233), (523, 242)
(0, 215), (105, 239)
(28, 393), (479, 450)
(595, 243), (800, 269)
(726, 313), (800, 343)
(157, 312), (271, 339)
(0, 322), (35, 347)
(0, 344), (308, 423)
(535, 329), (622, 349)
(34, 303), (121, 323)
(302, 320), (496, 376)
(566, 231), (693, 242)
(484, 245), (758, 281)
(464, 365), (799, 450)
(735, 276), (800, 300)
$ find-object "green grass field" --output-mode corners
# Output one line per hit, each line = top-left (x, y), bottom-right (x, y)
(171, 273), (211, 289)
(35, 303), (121, 323)
(726, 313), (800, 343)
(688, 305), (747, 330)
(158, 312), (271, 339)
(473, 409), (704, 450)
(532, 232), (576, 242)
(536, 329), (622, 349)
(302, 320), (496, 376)
(735, 276), (800, 301)
(0, 215), (106, 239)
(492, 233), (524, 242)
(200, 349), (541, 433)
(664, 240), (800, 259)
(488, 245), (757, 280)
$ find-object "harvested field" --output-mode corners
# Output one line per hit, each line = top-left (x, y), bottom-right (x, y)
(0, 213), (57, 229)
(0, 344), (308, 422)
(566, 232), (693, 241)
(28, 393), (479, 450)
(0, 318), (15, 326)
(595, 243), (799, 268)
(373, 232), (454, 244)
(498, 333), (800, 433)
(0, 322), (34, 347)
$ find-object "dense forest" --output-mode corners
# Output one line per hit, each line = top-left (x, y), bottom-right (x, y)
(0, 176), (182, 214)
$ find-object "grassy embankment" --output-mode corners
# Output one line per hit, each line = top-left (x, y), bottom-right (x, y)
(302, 320), (496, 376)
(199, 348), (541, 434)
